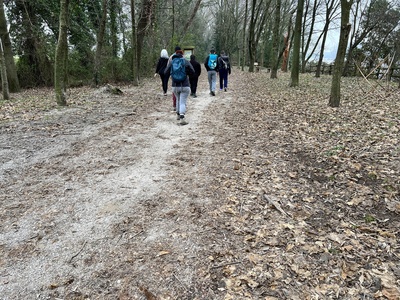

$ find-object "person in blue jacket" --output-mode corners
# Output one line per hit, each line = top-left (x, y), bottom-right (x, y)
(204, 48), (219, 96)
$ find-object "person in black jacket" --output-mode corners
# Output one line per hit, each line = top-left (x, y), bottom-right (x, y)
(155, 49), (169, 96)
(218, 50), (231, 92)
(189, 54), (201, 98)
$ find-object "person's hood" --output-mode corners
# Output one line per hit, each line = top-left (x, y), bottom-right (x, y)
(161, 49), (169, 58)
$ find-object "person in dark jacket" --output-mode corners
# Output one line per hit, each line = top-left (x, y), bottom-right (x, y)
(189, 54), (201, 98)
(164, 49), (195, 125)
(218, 50), (231, 92)
(155, 49), (169, 96)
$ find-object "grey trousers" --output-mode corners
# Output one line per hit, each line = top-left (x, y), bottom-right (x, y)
(207, 70), (217, 92)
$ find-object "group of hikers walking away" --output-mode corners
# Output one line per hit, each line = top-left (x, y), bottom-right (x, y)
(154, 46), (232, 125)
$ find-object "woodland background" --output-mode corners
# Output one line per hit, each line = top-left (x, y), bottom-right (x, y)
(0, 0), (400, 102)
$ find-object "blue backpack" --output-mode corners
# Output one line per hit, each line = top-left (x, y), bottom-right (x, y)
(171, 57), (186, 83)
(208, 54), (217, 70)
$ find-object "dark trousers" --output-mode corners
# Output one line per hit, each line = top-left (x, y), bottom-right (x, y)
(160, 73), (169, 94)
(189, 76), (199, 94)
(219, 69), (229, 89)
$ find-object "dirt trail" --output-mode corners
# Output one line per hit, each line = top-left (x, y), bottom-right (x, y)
(0, 73), (232, 299)
(2, 71), (399, 300)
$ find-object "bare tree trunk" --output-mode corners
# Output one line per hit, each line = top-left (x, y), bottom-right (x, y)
(0, 37), (9, 100)
(54, 0), (69, 106)
(329, 0), (353, 107)
(281, 9), (295, 72)
(316, 0), (339, 77)
(241, 0), (248, 71)
(289, 0), (304, 87)
(271, 0), (281, 79)
(131, 0), (139, 86)
(180, 0), (202, 39)
(93, 0), (108, 86)
(301, 0), (318, 73)
(248, 0), (257, 72)
(110, 0), (118, 80)
(0, 0), (20, 92)
(248, 0), (269, 72)
(135, 0), (155, 82)
(281, 33), (290, 72)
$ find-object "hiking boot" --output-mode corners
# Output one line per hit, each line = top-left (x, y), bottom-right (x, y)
(224, 87), (227, 92)
(211, 91), (215, 96)
(193, 94), (197, 98)
(179, 115), (188, 125)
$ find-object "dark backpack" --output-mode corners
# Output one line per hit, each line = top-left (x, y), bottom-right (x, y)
(221, 57), (229, 70)
(208, 54), (217, 70)
(171, 57), (186, 82)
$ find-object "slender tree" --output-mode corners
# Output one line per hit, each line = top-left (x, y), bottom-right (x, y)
(289, 0), (304, 87)
(180, 0), (202, 39)
(301, 0), (319, 72)
(131, 0), (139, 86)
(248, 0), (270, 72)
(316, 0), (340, 77)
(270, 0), (281, 78)
(110, 0), (119, 79)
(281, 16), (293, 71)
(241, 0), (249, 71)
(343, 0), (393, 76)
(54, 0), (69, 106)
(11, 0), (53, 86)
(136, 0), (156, 77)
(0, 0), (19, 92)
(0, 37), (9, 100)
(93, 0), (108, 86)
(329, 0), (353, 107)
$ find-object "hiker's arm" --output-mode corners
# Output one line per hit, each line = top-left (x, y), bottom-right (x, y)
(164, 60), (171, 76)
(187, 61), (195, 76)
(204, 57), (209, 71)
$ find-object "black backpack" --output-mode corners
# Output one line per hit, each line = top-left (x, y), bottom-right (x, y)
(220, 57), (229, 70)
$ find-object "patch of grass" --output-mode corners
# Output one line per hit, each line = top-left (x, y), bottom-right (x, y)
(325, 145), (345, 156)
(328, 247), (340, 255)
(364, 214), (375, 223)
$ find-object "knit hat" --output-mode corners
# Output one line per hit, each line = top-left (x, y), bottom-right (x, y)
(175, 46), (181, 52)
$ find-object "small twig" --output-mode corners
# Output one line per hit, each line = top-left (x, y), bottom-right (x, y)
(69, 241), (87, 263)
(263, 194), (292, 218)
(115, 231), (126, 245)
(173, 273), (189, 292)
(210, 261), (242, 269)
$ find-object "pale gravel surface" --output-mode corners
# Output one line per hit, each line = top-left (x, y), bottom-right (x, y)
(1, 72), (228, 299)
